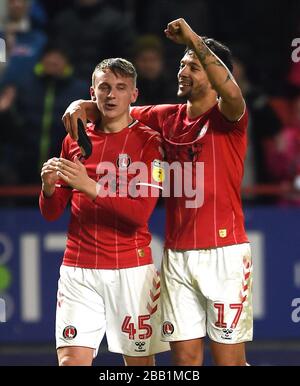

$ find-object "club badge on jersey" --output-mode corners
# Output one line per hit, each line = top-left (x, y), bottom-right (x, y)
(117, 154), (131, 170)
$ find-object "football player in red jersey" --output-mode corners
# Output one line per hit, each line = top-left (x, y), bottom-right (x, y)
(40, 58), (169, 366)
(62, 19), (253, 366)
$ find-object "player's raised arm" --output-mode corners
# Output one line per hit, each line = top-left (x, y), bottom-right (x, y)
(165, 18), (245, 121)
(62, 99), (100, 140)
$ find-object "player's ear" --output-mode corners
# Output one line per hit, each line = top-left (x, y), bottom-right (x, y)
(131, 88), (138, 104)
(90, 87), (96, 101)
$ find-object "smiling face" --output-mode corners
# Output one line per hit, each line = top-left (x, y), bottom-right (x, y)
(177, 51), (212, 101)
(90, 69), (138, 123)
(8, 0), (29, 21)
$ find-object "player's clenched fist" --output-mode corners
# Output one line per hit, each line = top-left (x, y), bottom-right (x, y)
(164, 18), (198, 46)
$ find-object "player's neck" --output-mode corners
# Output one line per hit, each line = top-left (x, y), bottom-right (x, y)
(187, 93), (217, 119)
(99, 114), (133, 133)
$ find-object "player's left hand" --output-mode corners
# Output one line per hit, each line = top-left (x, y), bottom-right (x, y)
(56, 157), (97, 199)
(164, 18), (198, 46)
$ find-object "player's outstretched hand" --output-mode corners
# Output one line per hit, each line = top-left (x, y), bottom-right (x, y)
(164, 18), (198, 46)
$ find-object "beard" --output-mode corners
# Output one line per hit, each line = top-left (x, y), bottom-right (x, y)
(177, 86), (192, 100)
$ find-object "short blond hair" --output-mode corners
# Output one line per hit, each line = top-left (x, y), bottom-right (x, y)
(92, 58), (137, 86)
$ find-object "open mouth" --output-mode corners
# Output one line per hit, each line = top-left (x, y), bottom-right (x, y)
(104, 103), (117, 110)
(178, 79), (192, 88)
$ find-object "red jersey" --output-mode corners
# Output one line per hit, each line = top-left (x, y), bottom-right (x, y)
(131, 103), (249, 249)
(39, 120), (163, 269)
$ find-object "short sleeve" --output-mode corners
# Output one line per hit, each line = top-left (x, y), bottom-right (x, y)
(215, 105), (248, 134)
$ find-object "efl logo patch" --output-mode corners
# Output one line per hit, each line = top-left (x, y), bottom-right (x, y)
(162, 321), (174, 336)
(152, 159), (165, 183)
(219, 229), (227, 238)
(63, 325), (77, 340)
(117, 154), (131, 170)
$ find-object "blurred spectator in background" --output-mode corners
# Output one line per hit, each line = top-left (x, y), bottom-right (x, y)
(209, 0), (295, 97)
(32, 0), (74, 23)
(233, 55), (282, 204)
(0, 0), (47, 86)
(134, 0), (212, 83)
(0, 46), (89, 186)
(265, 88), (300, 204)
(28, 0), (48, 30)
(0, 1), (7, 28)
(49, 0), (136, 83)
(133, 35), (176, 105)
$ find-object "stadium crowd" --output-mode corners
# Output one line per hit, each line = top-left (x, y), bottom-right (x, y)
(0, 0), (300, 205)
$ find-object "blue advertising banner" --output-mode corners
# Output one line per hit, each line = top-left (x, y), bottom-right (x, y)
(0, 206), (300, 342)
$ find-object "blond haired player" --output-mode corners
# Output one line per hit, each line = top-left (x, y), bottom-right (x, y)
(40, 58), (169, 366)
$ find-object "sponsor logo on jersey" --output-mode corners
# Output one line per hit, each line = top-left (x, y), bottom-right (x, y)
(134, 341), (146, 352)
(63, 325), (77, 340)
(221, 328), (233, 340)
(219, 229), (227, 238)
(162, 321), (174, 336)
(117, 154), (131, 170)
(152, 159), (165, 183)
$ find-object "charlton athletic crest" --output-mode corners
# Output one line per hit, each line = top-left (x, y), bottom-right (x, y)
(117, 154), (131, 170)
(63, 325), (77, 340)
(162, 321), (174, 336)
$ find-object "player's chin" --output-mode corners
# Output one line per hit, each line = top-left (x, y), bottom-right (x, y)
(103, 110), (119, 119)
(177, 88), (189, 99)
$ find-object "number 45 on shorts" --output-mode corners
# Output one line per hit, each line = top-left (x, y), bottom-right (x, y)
(122, 315), (153, 340)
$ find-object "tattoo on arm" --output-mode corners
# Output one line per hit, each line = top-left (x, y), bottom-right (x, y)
(195, 41), (212, 63)
(195, 40), (233, 83)
(202, 59), (223, 70)
(195, 41), (228, 73)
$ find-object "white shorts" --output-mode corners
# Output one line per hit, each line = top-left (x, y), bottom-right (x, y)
(160, 243), (253, 344)
(56, 264), (169, 356)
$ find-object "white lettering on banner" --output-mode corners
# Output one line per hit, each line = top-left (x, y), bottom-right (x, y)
(0, 38), (6, 62)
(150, 235), (163, 270)
(291, 38), (300, 63)
(1, 231), (266, 322)
(291, 298), (300, 323)
(20, 235), (41, 322)
(21, 233), (66, 322)
(247, 231), (265, 319)
(0, 298), (5, 322)
(44, 234), (67, 250)
(294, 262), (300, 288)
(0, 293), (14, 321)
